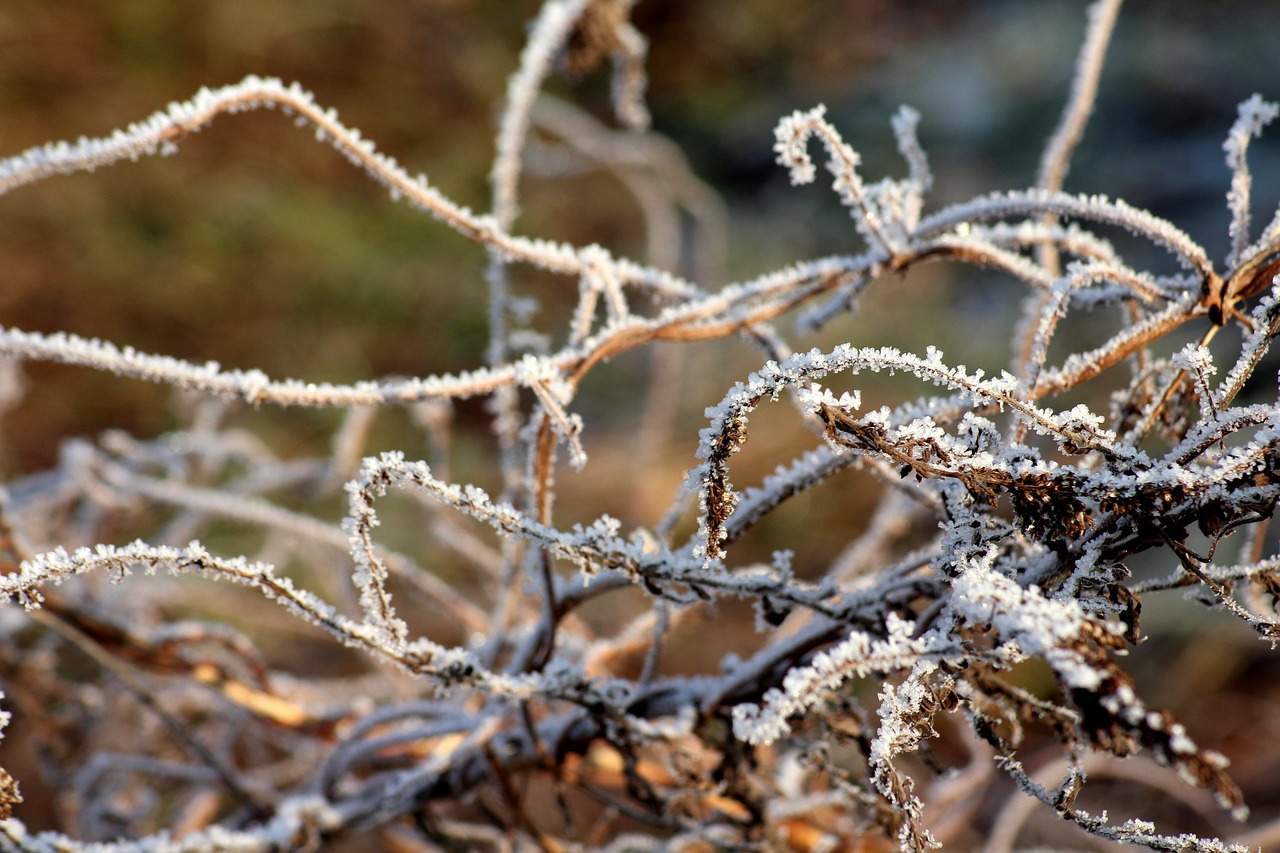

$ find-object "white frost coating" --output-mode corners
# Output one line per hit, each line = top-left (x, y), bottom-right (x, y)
(0, 794), (341, 853)
(491, 0), (593, 229)
(950, 547), (1083, 655)
(773, 105), (829, 186)
(1223, 94), (1280, 265)
(34, 543), (334, 635)
(949, 547), (1102, 690)
(0, 73), (699, 302)
(772, 105), (913, 252)
(796, 383), (861, 414)
(351, 452), (648, 577)
(1039, 292), (1200, 395)
(868, 659), (944, 851)
(917, 188), (1215, 277)
(869, 660), (940, 767)
(732, 614), (947, 746)
(343, 470), (411, 653)
(0, 324), (528, 407)
(0, 532), (521, 693)
(0, 323), (634, 422)
(690, 340), (1116, 561)
(891, 104), (932, 196)
(1172, 342), (1217, 376)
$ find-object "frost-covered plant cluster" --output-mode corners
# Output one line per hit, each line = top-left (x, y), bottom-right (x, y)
(2, 0), (1280, 850)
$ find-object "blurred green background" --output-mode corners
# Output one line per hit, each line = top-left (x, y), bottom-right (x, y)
(3, 0), (1277, 472)
(4, 0), (1280, 660)
(2, 6), (1279, 587)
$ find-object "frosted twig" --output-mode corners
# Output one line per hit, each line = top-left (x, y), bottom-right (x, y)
(1223, 94), (1280, 267)
(1036, 0), (1124, 199)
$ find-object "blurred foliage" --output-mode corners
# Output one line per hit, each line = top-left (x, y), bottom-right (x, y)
(1, 0), (1278, 576)
(0, 0), (1275, 597)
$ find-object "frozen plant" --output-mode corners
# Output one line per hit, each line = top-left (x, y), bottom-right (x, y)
(1, 0), (1279, 850)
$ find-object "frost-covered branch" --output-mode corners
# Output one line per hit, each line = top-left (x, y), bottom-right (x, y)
(2, 2), (1279, 851)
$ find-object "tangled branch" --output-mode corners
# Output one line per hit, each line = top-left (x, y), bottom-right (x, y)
(1, 1), (1279, 850)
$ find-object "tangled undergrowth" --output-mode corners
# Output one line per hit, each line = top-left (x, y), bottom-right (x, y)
(1, 1), (1280, 850)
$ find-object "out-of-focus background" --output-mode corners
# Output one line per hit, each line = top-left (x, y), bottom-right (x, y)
(2, 0), (1277, 472)
(2, 1), (1280, 845)
(0, 0), (1275, 563)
